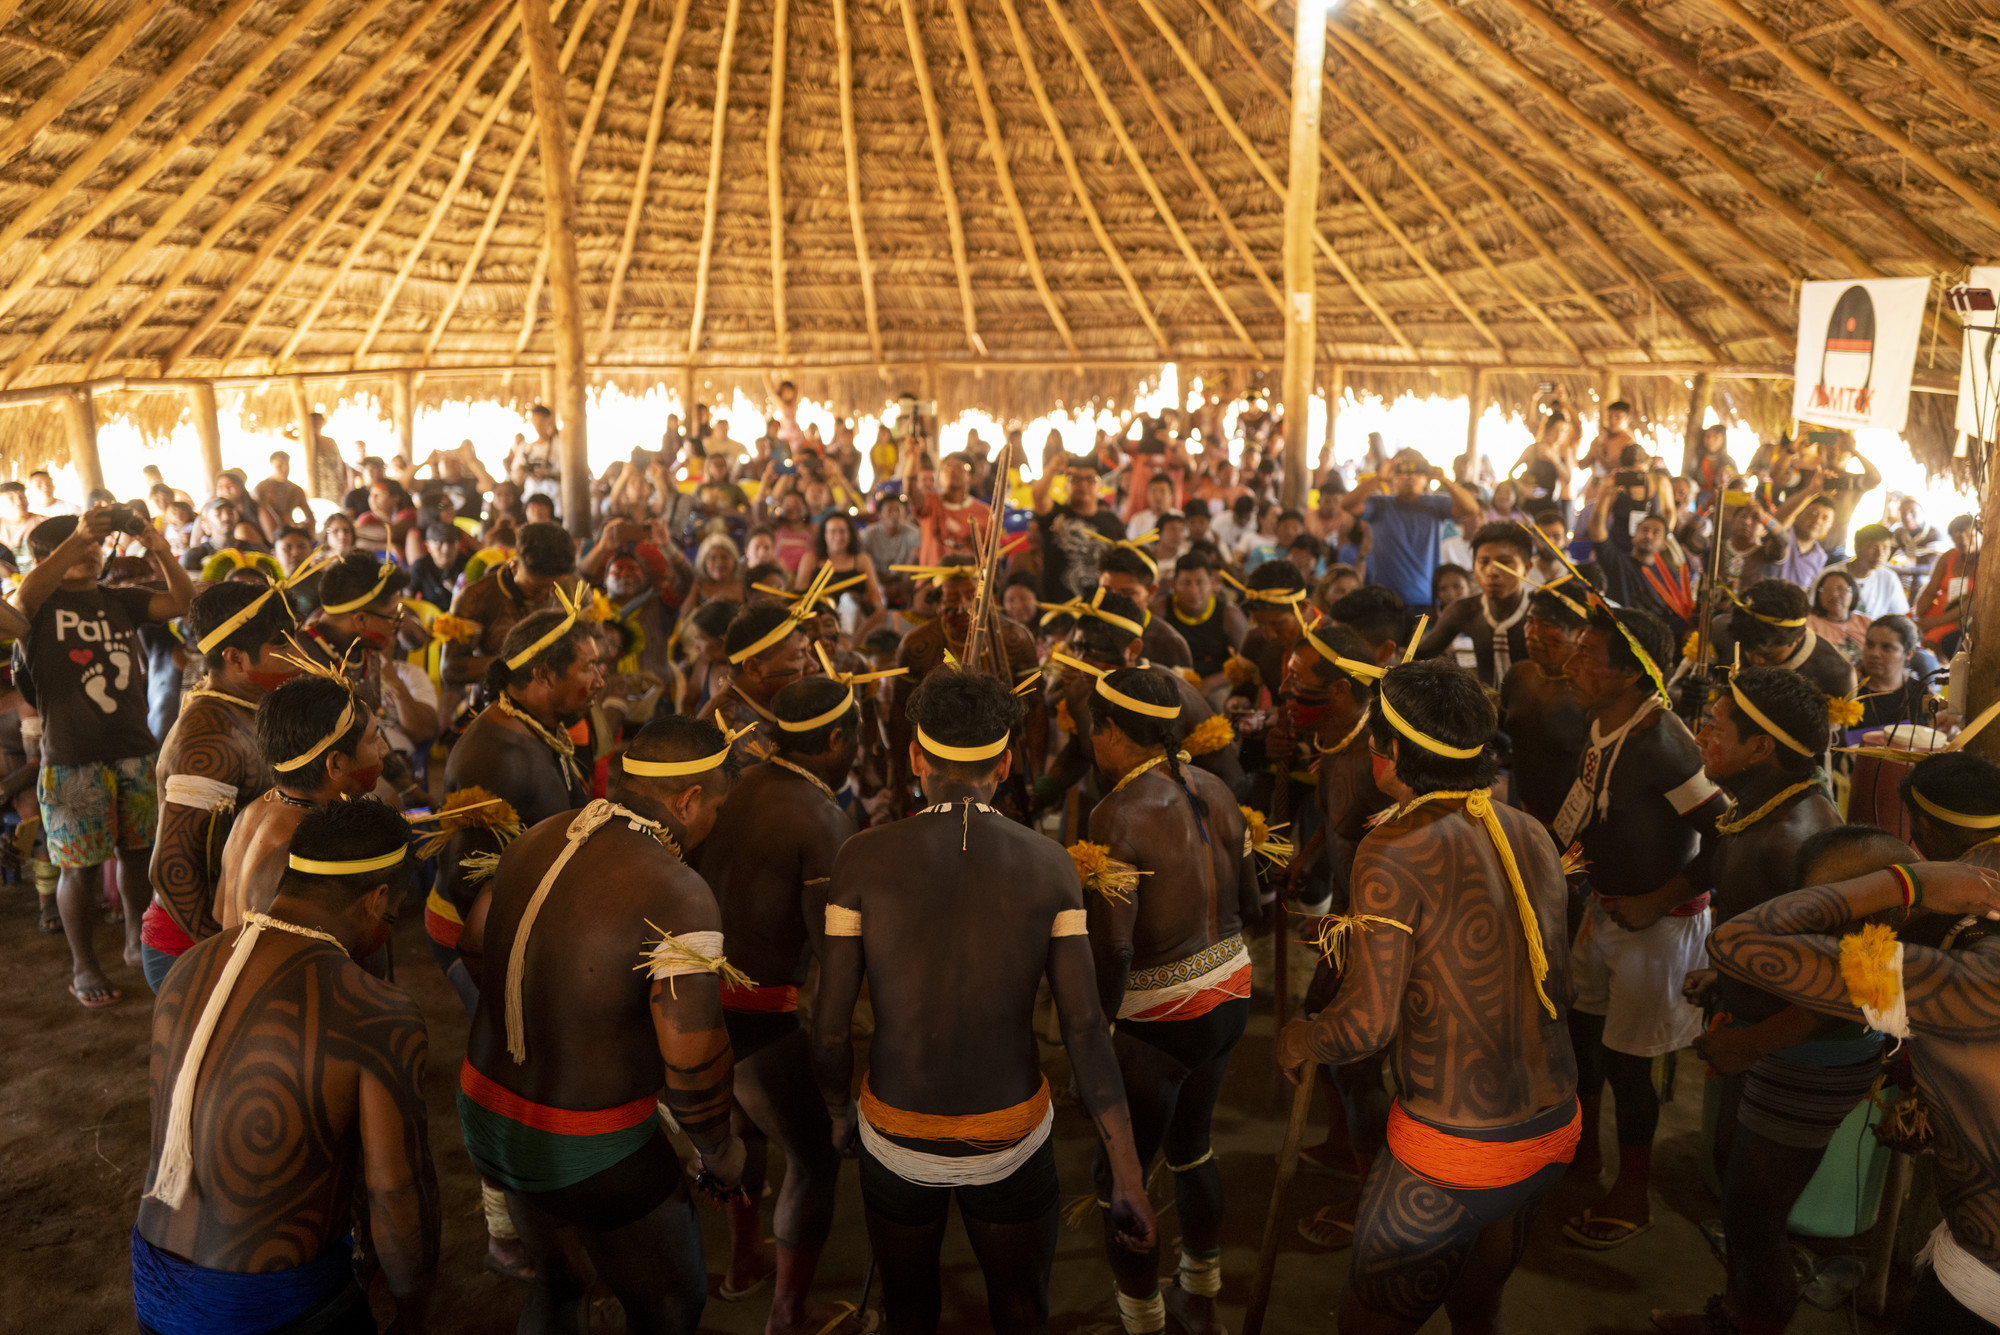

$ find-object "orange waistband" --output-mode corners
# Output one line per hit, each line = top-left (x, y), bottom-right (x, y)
(722, 982), (800, 1013)
(459, 1059), (659, 1137)
(858, 1074), (1050, 1150)
(1386, 1100), (1581, 1190)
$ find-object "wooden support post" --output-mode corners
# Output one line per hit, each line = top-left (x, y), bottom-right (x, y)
(188, 381), (224, 499)
(520, 0), (591, 538)
(1466, 369), (1485, 465)
(1322, 363), (1344, 481)
(393, 370), (416, 463)
(1278, 0), (1326, 514)
(59, 391), (103, 495)
(1966, 455), (2000, 764)
(1682, 373), (1712, 476)
(290, 376), (320, 499)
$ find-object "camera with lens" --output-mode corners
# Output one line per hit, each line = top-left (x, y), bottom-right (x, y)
(103, 508), (146, 537)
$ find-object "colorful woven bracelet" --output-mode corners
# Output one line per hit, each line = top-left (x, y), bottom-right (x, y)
(1888, 864), (1922, 910)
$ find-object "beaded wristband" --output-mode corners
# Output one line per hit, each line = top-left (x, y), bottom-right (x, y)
(1888, 864), (1922, 910)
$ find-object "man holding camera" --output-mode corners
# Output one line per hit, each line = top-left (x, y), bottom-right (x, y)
(15, 506), (190, 1008)
(1337, 447), (1482, 616)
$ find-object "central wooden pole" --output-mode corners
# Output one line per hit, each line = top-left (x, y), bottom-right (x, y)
(520, 0), (591, 538)
(188, 381), (224, 499)
(392, 369), (416, 465)
(1278, 0), (1326, 510)
(59, 390), (103, 495)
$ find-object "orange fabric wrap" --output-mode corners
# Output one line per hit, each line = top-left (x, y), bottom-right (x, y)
(459, 1059), (658, 1136)
(1127, 959), (1253, 1023)
(721, 982), (800, 1013)
(1385, 1100), (1581, 1190)
(858, 1074), (1050, 1150)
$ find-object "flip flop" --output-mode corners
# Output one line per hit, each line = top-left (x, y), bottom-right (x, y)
(1562, 1210), (1653, 1250)
(38, 909), (61, 934)
(718, 1269), (774, 1302)
(1296, 1206), (1356, 1249)
(480, 1251), (535, 1282)
(68, 981), (120, 1009)
(811, 1301), (880, 1334)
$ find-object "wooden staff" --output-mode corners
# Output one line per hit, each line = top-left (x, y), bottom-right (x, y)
(961, 436), (1015, 676)
(1245, 1066), (1316, 1335)
(1269, 761), (1294, 1035)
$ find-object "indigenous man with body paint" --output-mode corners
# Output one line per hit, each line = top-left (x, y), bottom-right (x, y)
(215, 674), (391, 932)
(1657, 668), (1849, 1335)
(1496, 583), (1591, 829)
(135, 800), (437, 1335)
(138, 582), (300, 991)
(1223, 562), (1311, 707)
(456, 716), (748, 1335)
(1094, 542), (1194, 671)
(293, 552), (432, 804)
(1277, 658), (1576, 1335)
(1164, 551), (1248, 692)
(1414, 522), (1535, 688)
(1704, 778), (2000, 1335)
(442, 520), (577, 688)
(886, 563), (1044, 815)
(696, 675), (878, 1334)
(698, 601), (815, 767)
(1555, 606), (1728, 1249)
(813, 670), (1154, 1335)
(1726, 578), (1857, 706)
(1077, 664), (1256, 1335)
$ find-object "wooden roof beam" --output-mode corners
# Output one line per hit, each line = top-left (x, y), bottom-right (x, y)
(1328, 18), (1720, 360)
(1197, 0), (1579, 359)
(426, 134), (536, 361)
(896, 0), (982, 355)
(1127, 0), (1443, 352)
(0, 0), (174, 167)
(768, 0), (790, 364)
(0, 0), (327, 327)
(1587, 4), (1957, 271)
(1079, 0), (1283, 317)
(1698, 0), (2000, 240)
(274, 0), (593, 367)
(1831, 0), (2000, 127)
(1035, 0), (1268, 358)
(946, 0), (1077, 360)
(1481, 0), (1880, 278)
(829, 0), (882, 363)
(92, 0), (508, 378)
(685, 0), (744, 360)
(511, 0), (641, 356)
(1356, 0), (1786, 347)
(598, 0), (694, 346)
(995, 0), (1166, 355)
(2, 0), (428, 386)
(210, 43), (467, 369)
(1411, 0), (1797, 285)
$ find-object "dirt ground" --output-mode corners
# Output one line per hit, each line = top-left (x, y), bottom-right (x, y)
(0, 882), (1922, 1334)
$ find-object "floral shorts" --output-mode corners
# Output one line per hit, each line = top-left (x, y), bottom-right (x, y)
(38, 756), (157, 869)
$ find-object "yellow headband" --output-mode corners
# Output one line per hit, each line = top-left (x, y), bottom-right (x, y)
(289, 845), (406, 876)
(623, 720), (755, 777)
(1378, 686), (1484, 760)
(1729, 588), (1808, 628)
(1492, 561), (1591, 622)
(752, 572), (868, 611)
(889, 563), (980, 586)
(1049, 650), (1182, 720)
(1293, 604), (1385, 680)
(1081, 527), (1160, 575)
(1909, 787), (2000, 829)
(813, 640), (907, 688)
(916, 723), (1009, 763)
(1728, 647), (1815, 757)
(730, 565), (840, 664)
(777, 687), (856, 733)
(1219, 569), (1305, 605)
(194, 553), (333, 655)
(505, 581), (585, 670)
(1040, 587), (1145, 638)
(1524, 524), (1668, 703)
(318, 561), (400, 616)
(268, 635), (365, 773)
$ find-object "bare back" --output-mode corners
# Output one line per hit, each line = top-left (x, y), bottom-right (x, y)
(216, 792), (310, 929)
(696, 761), (852, 989)
(1089, 763), (1249, 972)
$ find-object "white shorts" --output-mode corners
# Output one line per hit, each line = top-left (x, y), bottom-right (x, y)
(1570, 896), (1710, 1059)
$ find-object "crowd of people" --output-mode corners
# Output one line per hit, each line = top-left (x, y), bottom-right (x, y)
(6, 379), (1997, 1335)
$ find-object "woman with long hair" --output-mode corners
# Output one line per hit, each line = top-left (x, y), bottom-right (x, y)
(691, 532), (747, 608)
(1807, 569), (1870, 661)
(791, 511), (884, 613)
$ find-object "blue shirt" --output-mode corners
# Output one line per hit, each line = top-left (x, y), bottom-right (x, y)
(1361, 493), (1457, 608)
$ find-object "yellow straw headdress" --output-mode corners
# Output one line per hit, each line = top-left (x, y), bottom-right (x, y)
(1080, 527), (1161, 575)
(729, 565), (841, 664)
(1039, 587), (1145, 638)
(1728, 646), (1816, 758)
(623, 720), (756, 777)
(1728, 586), (1809, 628)
(888, 562), (980, 586)
(1049, 650), (1182, 720)
(289, 844), (407, 876)
(268, 636), (364, 774)
(1218, 569), (1305, 606)
(916, 724), (1009, 763)
(1292, 603), (1386, 681)
(1523, 525), (1670, 704)
(195, 553), (334, 655)
(319, 561), (401, 616)
(505, 580), (586, 670)
(776, 644), (908, 732)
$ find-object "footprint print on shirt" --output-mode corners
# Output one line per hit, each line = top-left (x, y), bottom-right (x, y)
(70, 646), (119, 714)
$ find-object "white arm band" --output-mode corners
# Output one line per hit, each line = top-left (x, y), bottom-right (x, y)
(825, 904), (862, 936)
(164, 774), (239, 811)
(1052, 909), (1088, 937)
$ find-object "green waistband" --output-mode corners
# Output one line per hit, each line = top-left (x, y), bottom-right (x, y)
(456, 1089), (659, 1196)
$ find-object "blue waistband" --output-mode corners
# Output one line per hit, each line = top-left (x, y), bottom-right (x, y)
(131, 1228), (352, 1335)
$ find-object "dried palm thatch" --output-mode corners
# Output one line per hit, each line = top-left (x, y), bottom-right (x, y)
(0, 0), (1989, 469)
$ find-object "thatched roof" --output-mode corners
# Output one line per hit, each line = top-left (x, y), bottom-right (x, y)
(0, 0), (1989, 458)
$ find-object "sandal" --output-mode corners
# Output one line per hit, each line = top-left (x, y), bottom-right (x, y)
(38, 902), (60, 934)
(811, 1302), (880, 1334)
(1296, 1206), (1356, 1249)
(718, 1269), (774, 1302)
(1562, 1209), (1654, 1250)
(69, 979), (121, 1009)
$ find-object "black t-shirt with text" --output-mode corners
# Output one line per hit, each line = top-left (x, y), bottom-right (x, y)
(27, 585), (160, 766)
(1037, 504), (1126, 600)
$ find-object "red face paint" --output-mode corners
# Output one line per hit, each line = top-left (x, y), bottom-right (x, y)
(1370, 751), (1394, 786)
(1289, 700), (1331, 728)
(353, 626), (391, 651)
(246, 666), (296, 691)
(344, 762), (383, 795)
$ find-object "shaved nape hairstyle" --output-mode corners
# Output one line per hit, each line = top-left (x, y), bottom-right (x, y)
(613, 715), (742, 800)
(772, 676), (857, 755)
(907, 669), (1021, 784)
(1369, 659), (1498, 795)
(273, 800), (415, 905)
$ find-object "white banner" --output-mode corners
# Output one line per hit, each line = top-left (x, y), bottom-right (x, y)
(1954, 266), (2000, 445)
(1791, 277), (1930, 432)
